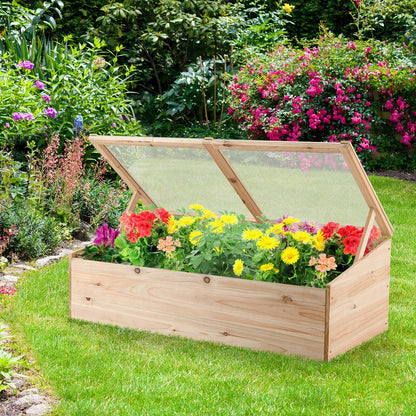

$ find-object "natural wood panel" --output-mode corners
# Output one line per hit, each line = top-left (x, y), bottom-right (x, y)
(325, 239), (391, 360)
(70, 258), (326, 359)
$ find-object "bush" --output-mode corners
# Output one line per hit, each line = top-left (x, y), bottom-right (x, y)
(0, 203), (64, 260)
(227, 34), (416, 170)
(73, 176), (132, 231)
(0, 36), (142, 153)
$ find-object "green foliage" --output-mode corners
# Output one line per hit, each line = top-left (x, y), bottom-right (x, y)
(0, 203), (64, 260)
(73, 177), (132, 231)
(351, 0), (416, 44)
(94, 0), (240, 94)
(0, 150), (28, 203)
(0, 36), (142, 152)
(0, 327), (24, 393)
(0, 0), (63, 39)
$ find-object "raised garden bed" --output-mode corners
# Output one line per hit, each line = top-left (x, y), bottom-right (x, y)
(69, 136), (393, 361)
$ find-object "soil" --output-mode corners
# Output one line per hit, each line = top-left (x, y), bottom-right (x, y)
(369, 170), (416, 182)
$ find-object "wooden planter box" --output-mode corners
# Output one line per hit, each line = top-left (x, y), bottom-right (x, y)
(69, 136), (393, 361)
(70, 238), (390, 361)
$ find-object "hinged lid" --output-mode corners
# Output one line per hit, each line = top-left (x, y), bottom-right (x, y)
(90, 135), (393, 254)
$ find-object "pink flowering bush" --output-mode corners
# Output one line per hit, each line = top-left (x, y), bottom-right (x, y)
(228, 34), (416, 170)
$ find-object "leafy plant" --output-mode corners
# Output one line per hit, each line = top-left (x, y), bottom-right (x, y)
(0, 328), (24, 393)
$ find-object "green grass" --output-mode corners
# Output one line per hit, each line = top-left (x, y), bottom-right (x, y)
(1, 175), (416, 415)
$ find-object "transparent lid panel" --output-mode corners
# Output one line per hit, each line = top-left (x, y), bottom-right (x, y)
(107, 145), (252, 216)
(221, 149), (370, 226)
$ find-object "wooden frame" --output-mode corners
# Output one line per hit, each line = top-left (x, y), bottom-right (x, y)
(69, 136), (393, 361)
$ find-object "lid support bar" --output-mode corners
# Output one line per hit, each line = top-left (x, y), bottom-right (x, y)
(203, 138), (263, 222)
(354, 208), (376, 263)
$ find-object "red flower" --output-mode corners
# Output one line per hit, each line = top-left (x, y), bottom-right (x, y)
(119, 211), (131, 227)
(338, 225), (362, 239)
(322, 222), (339, 239)
(343, 235), (361, 255)
(137, 211), (157, 223)
(126, 231), (139, 243)
(135, 220), (152, 238)
(155, 208), (171, 224)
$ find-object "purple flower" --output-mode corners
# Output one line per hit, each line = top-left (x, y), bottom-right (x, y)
(13, 112), (34, 121)
(5, 122), (10, 128)
(42, 94), (51, 103)
(44, 107), (57, 118)
(94, 224), (120, 248)
(17, 60), (34, 70)
(34, 80), (45, 89)
(112, 122), (117, 128)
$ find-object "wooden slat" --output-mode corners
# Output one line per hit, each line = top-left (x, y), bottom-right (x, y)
(203, 138), (263, 222)
(70, 258), (326, 360)
(325, 238), (391, 361)
(354, 208), (376, 263)
(89, 134), (349, 153)
(92, 142), (156, 207)
(126, 191), (141, 213)
(340, 142), (393, 237)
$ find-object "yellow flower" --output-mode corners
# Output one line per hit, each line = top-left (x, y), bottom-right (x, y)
(242, 228), (263, 241)
(283, 3), (294, 13)
(260, 263), (274, 272)
(221, 214), (238, 225)
(233, 259), (244, 276)
(293, 231), (312, 243)
(282, 216), (299, 225)
(257, 235), (280, 250)
(281, 247), (300, 265)
(189, 204), (203, 211)
(213, 246), (223, 254)
(177, 216), (196, 228)
(313, 230), (325, 251)
(167, 216), (177, 233)
(267, 223), (284, 235)
(208, 219), (224, 233)
(202, 209), (217, 219)
(189, 231), (203, 244)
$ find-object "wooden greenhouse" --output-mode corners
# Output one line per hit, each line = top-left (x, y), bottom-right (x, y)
(69, 135), (393, 361)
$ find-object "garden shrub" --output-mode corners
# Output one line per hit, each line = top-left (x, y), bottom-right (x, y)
(0, 203), (64, 260)
(227, 34), (416, 170)
(0, 36), (142, 154)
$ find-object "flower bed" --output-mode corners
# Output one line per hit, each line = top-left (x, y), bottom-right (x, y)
(82, 205), (381, 289)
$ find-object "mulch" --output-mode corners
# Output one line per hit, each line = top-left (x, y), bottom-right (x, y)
(368, 170), (416, 182)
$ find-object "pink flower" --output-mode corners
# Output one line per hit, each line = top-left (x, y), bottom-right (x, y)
(34, 80), (45, 89)
(17, 60), (34, 70)
(42, 94), (51, 103)
(44, 107), (57, 118)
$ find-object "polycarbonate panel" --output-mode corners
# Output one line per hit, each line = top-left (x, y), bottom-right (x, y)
(107, 145), (252, 216)
(221, 149), (370, 226)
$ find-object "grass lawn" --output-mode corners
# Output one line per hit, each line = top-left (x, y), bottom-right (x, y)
(1, 175), (416, 415)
